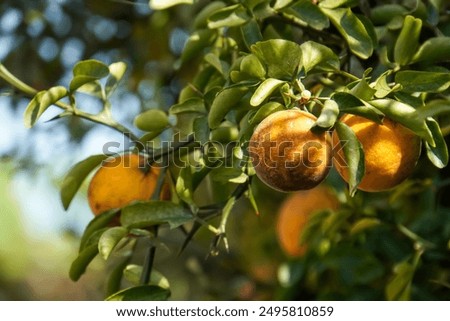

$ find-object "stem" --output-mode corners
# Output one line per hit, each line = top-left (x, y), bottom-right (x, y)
(0, 64), (38, 96)
(140, 227), (158, 285)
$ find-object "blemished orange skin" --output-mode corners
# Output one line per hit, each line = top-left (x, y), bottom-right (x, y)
(276, 185), (339, 257)
(88, 154), (160, 215)
(332, 115), (421, 192)
(248, 109), (332, 192)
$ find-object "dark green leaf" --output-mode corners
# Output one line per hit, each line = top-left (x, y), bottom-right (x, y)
(412, 37), (450, 63)
(333, 92), (384, 123)
(176, 166), (197, 209)
(425, 118), (448, 169)
(69, 244), (99, 281)
(170, 98), (206, 115)
(133, 109), (169, 132)
(395, 71), (450, 93)
(281, 0), (329, 30)
(249, 101), (284, 124)
(193, 1), (227, 29)
(251, 39), (302, 79)
(211, 167), (248, 184)
(208, 4), (250, 29)
(150, 0), (193, 10)
(69, 75), (99, 92)
(210, 126), (239, 143)
(300, 41), (340, 74)
(370, 4), (408, 25)
(315, 99), (339, 129)
(416, 100), (450, 118)
(106, 256), (131, 297)
(208, 86), (249, 128)
(79, 210), (120, 251)
(121, 201), (193, 229)
(240, 19), (263, 49)
(98, 227), (129, 260)
(318, 0), (358, 9)
(73, 59), (109, 78)
(181, 29), (217, 64)
(193, 115), (210, 145)
(106, 285), (170, 301)
(321, 8), (373, 59)
(369, 99), (434, 146)
(394, 15), (422, 66)
(334, 121), (365, 196)
(60, 154), (110, 210)
(350, 77), (376, 101)
(204, 53), (229, 76)
(250, 78), (285, 107)
(240, 54), (266, 79)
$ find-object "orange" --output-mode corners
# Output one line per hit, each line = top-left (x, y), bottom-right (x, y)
(332, 114), (421, 192)
(276, 185), (339, 257)
(248, 109), (332, 192)
(88, 154), (160, 215)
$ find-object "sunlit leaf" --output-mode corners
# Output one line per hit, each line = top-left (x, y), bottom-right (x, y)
(208, 85), (249, 128)
(211, 167), (248, 184)
(249, 101), (284, 124)
(250, 78), (285, 107)
(105, 61), (127, 97)
(24, 86), (68, 128)
(150, 0), (193, 10)
(124, 265), (170, 289)
(98, 227), (129, 260)
(299, 41), (340, 74)
(133, 109), (170, 132)
(412, 37), (450, 64)
(79, 210), (120, 251)
(394, 15), (422, 66)
(194, 2), (227, 29)
(208, 4), (250, 29)
(315, 99), (339, 129)
(395, 71), (450, 93)
(106, 285), (170, 301)
(282, 0), (329, 30)
(73, 59), (109, 78)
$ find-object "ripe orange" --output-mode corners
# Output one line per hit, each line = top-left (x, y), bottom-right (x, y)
(88, 154), (160, 215)
(276, 185), (339, 257)
(332, 114), (421, 192)
(248, 109), (332, 192)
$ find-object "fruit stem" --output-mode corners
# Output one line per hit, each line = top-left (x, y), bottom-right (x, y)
(140, 227), (158, 285)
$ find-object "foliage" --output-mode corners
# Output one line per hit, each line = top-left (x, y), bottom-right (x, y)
(1, 0), (449, 300)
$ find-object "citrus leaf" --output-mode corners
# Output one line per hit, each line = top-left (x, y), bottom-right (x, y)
(106, 255), (131, 297)
(318, 0), (358, 9)
(395, 71), (450, 93)
(334, 121), (365, 196)
(281, 0), (329, 30)
(193, 115), (210, 145)
(24, 86), (68, 128)
(105, 61), (127, 97)
(350, 75), (376, 101)
(386, 261), (414, 300)
(370, 4), (408, 25)
(240, 54), (266, 79)
(176, 166), (197, 209)
(69, 75), (99, 92)
(240, 18), (263, 49)
(106, 285), (170, 301)
(250, 78), (285, 107)
(207, 4), (250, 29)
(321, 7), (373, 59)
(181, 29), (217, 64)
(193, 2), (227, 29)
(98, 226), (129, 260)
(204, 53), (229, 76)
(150, 0), (193, 10)
(350, 218), (381, 235)
(251, 39), (302, 79)
(369, 99), (434, 146)
(133, 109), (169, 132)
(208, 85), (249, 128)
(79, 210), (120, 251)
(425, 118), (448, 169)
(170, 98), (206, 115)
(69, 244), (99, 281)
(211, 167), (248, 184)
(121, 201), (193, 229)
(60, 154), (110, 210)
(299, 41), (340, 74)
(394, 15), (422, 66)
(124, 265), (170, 289)
(73, 59), (109, 78)
(249, 101), (284, 124)
(315, 99), (339, 129)
(412, 37), (450, 64)
(333, 92), (384, 123)
(416, 100), (450, 118)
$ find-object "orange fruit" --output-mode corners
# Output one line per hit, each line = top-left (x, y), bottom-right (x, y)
(276, 185), (339, 257)
(332, 114), (421, 192)
(248, 109), (332, 192)
(88, 154), (160, 215)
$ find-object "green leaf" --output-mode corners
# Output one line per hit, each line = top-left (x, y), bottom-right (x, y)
(170, 98), (206, 115)
(333, 92), (384, 123)
(79, 209), (120, 251)
(105, 62), (127, 97)
(299, 41), (340, 74)
(24, 86), (68, 128)
(369, 99), (434, 146)
(425, 118), (448, 169)
(282, 0), (329, 30)
(193, 1), (226, 29)
(394, 15), (422, 66)
(318, 0), (358, 9)
(240, 19), (263, 49)
(208, 86), (249, 128)
(370, 4), (408, 25)
(176, 166), (197, 209)
(350, 76), (376, 101)
(412, 37), (450, 64)
(416, 100), (450, 118)
(124, 265), (170, 289)
(204, 53), (229, 76)
(210, 126), (239, 143)
(193, 115), (210, 145)
(121, 201), (193, 229)
(69, 76), (99, 92)
(211, 167), (248, 184)
(208, 4), (250, 29)
(321, 7), (373, 59)
(386, 261), (414, 300)
(251, 39), (302, 79)
(315, 99), (339, 129)
(73, 59), (109, 78)
(133, 109), (169, 132)
(106, 256), (131, 297)
(334, 121), (365, 196)
(249, 101), (284, 124)
(240, 54), (266, 79)
(250, 78), (285, 107)
(395, 71), (450, 93)
(60, 154), (110, 210)
(69, 244), (99, 281)
(181, 29), (217, 64)
(106, 285), (170, 301)
(350, 218), (381, 235)
(98, 227), (129, 260)
(374, 71), (401, 98)
(150, 0), (193, 10)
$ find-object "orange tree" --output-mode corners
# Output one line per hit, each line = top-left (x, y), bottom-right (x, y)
(1, 0), (450, 300)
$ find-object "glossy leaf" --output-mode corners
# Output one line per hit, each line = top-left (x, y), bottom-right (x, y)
(150, 0), (193, 10)
(319, 0), (358, 9)
(241, 19), (263, 49)
(249, 101), (284, 124)
(193, 1), (227, 29)
(120, 201), (193, 229)
(251, 39), (302, 79)
(73, 59), (109, 78)
(369, 99), (434, 146)
(250, 78), (285, 107)
(98, 227), (129, 260)
(208, 86), (249, 128)
(79, 210), (120, 251)
(412, 37), (450, 63)
(105, 62), (127, 97)
(321, 8), (373, 59)
(124, 265), (170, 289)
(282, 0), (329, 30)
(60, 154), (110, 210)
(106, 285), (170, 301)
(425, 118), (448, 169)
(24, 86), (68, 128)
(204, 53), (229, 76)
(395, 71), (450, 93)
(133, 109), (169, 132)
(240, 54), (266, 79)
(300, 41), (339, 74)
(394, 15), (422, 66)
(69, 76), (100, 92)
(350, 77), (376, 101)
(334, 121), (365, 196)
(181, 29), (217, 63)
(170, 98), (206, 115)
(315, 99), (339, 129)
(333, 92), (384, 123)
(207, 4), (250, 29)
(69, 244), (99, 281)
